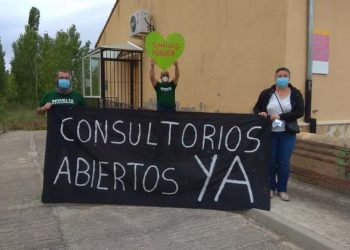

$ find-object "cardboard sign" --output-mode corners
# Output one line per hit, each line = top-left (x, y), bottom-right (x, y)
(145, 32), (185, 70)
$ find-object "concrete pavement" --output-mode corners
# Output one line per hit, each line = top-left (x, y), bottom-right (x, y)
(244, 178), (350, 250)
(0, 130), (348, 249)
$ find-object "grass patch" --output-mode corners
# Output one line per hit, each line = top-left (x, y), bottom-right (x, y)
(0, 104), (47, 131)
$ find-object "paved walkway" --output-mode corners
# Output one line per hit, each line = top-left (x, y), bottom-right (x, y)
(245, 178), (350, 250)
(271, 178), (349, 247)
(1, 130), (349, 249)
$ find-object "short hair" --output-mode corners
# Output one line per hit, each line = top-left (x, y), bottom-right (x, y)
(275, 67), (291, 76)
(160, 71), (169, 77)
(56, 71), (71, 79)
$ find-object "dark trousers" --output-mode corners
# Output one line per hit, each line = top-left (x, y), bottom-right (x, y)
(270, 131), (296, 192)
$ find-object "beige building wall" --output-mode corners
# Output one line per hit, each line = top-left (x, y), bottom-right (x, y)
(285, 0), (307, 100)
(284, 0), (350, 137)
(285, 0), (350, 123)
(97, 0), (287, 113)
(311, 0), (350, 122)
(96, 0), (350, 128)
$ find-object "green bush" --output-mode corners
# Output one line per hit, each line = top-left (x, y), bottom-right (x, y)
(0, 95), (7, 120)
(0, 101), (46, 131)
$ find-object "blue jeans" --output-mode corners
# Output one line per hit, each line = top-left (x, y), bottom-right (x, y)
(270, 131), (296, 192)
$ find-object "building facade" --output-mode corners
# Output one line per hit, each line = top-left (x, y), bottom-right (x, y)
(90, 0), (350, 137)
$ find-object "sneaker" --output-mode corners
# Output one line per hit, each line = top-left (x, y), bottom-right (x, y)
(278, 192), (290, 201)
(270, 191), (274, 199)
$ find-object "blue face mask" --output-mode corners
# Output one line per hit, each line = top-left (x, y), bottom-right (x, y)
(276, 77), (289, 88)
(58, 79), (71, 89)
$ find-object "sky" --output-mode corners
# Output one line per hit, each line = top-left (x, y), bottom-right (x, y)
(0, 0), (116, 70)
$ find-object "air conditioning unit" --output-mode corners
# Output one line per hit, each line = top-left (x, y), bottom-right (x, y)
(130, 10), (151, 37)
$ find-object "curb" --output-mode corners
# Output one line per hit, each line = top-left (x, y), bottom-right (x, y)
(242, 209), (348, 250)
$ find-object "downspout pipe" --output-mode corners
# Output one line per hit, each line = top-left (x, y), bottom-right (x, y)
(305, 0), (317, 133)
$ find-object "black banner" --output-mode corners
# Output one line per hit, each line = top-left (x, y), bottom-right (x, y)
(42, 106), (271, 211)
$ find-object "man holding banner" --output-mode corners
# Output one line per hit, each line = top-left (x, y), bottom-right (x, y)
(36, 71), (86, 115)
(150, 60), (180, 112)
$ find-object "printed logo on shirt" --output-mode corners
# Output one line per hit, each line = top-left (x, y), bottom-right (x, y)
(51, 98), (74, 104)
(160, 87), (172, 92)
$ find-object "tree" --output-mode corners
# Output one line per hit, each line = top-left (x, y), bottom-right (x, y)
(51, 25), (91, 90)
(11, 7), (40, 104)
(28, 7), (40, 32)
(0, 38), (6, 94)
(11, 8), (91, 104)
(72, 35), (91, 91)
(37, 33), (55, 97)
(0, 38), (7, 119)
(4, 73), (18, 103)
(11, 26), (40, 104)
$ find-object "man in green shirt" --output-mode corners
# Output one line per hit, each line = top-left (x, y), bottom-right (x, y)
(150, 60), (180, 111)
(36, 71), (86, 115)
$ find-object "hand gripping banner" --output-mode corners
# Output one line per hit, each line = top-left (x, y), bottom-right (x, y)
(42, 106), (271, 211)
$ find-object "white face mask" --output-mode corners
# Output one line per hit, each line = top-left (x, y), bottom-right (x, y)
(162, 76), (169, 82)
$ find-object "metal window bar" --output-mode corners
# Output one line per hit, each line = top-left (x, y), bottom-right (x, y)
(84, 47), (143, 110)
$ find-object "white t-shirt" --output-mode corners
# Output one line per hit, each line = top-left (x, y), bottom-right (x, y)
(267, 92), (292, 132)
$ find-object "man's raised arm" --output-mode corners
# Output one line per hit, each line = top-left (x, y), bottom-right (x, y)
(150, 60), (157, 87)
(173, 61), (180, 86)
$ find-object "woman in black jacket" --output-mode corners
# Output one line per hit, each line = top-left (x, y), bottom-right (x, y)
(253, 67), (304, 201)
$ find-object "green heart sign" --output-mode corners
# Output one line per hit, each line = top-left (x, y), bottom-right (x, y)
(145, 32), (185, 70)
